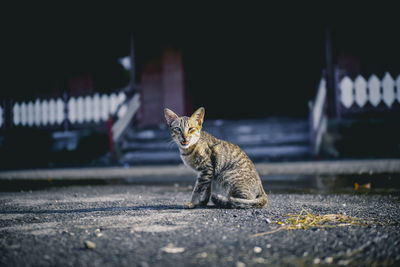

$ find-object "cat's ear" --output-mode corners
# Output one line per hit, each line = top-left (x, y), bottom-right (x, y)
(190, 107), (205, 126)
(164, 108), (178, 126)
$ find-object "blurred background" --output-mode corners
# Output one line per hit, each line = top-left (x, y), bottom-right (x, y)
(1, 5), (399, 170)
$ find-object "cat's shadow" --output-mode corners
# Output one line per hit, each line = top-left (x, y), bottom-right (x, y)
(0, 204), (219, 215)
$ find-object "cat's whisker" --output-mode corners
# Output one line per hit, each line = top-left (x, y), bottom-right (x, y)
(167, 139), (176, 149)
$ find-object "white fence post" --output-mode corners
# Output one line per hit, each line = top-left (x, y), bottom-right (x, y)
(84, 95), (93, 122)
(20, 102), (27, 126)
(41, 100), (49, 126)
(27, 101), (34, 126)
(92, 93), (101, 123)
(382, 72), (395, 107)
(368, 75), (381, 107)
(68, 97), (77, 124)
(48, 99), (56, 125)
(100, 94), (110, 122)
(340, 76), (354, 108)
(34, 99), (41, 126)
(76, 96), (84, 124)
(354, 75), (367, 107)
(13, 103), (20, 125)
(56, 98), (64, 124)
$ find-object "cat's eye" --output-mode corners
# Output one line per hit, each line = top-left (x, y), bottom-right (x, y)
(173, 127), (181, 132)
(189, 127), (196, 133)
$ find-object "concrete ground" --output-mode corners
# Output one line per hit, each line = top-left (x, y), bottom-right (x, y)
(1, 159), (400, 181)
(0, 184), (399, 267)
(1, 159), (400, 266)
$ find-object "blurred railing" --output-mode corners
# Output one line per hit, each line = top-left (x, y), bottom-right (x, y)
(1, 92), (128, 131)
(1, 89), (141, 158)
(309, 70), (400, 155)
(111, 93), (140, 142)
(336, 72), (400, 117)
(309, 78), (327, 155)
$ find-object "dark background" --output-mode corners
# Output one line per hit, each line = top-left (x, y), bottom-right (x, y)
(1, 5), (400, 170)
(4, 5), (399, 119)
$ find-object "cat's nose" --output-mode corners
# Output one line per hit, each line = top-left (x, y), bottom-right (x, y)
(181, 140), (189, 145)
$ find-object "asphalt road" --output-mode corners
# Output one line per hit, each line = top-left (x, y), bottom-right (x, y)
(1, 184), (399, 266)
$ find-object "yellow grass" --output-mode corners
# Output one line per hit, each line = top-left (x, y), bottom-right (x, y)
(252, 208), (380, 237)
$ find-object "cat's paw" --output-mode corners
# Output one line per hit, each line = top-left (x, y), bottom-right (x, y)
(184, 202), (195, 209)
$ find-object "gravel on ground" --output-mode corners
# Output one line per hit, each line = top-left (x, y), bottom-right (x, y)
(1, 184), (399, 266)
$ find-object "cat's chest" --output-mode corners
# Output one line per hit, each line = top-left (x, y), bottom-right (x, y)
(180, 149), (209, 171)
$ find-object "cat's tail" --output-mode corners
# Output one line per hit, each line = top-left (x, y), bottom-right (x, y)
(211, 193), (267, 209)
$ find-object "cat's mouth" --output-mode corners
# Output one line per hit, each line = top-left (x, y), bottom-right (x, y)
(181, 140), (189, 146)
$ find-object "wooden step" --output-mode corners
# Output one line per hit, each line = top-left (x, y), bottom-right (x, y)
(119, 144), (311, 165)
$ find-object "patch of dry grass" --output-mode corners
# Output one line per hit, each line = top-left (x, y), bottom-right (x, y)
(252, 209), (381, 237)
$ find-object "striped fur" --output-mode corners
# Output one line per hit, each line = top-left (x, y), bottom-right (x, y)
(164, 107), (267, 209)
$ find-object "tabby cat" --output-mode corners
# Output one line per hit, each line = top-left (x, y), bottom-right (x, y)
(164, 107), (267, 209)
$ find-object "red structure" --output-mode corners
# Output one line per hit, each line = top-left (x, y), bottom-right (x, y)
(138, 47), (187, 127)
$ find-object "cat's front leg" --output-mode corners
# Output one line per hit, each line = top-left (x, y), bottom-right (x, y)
(185, 173), (211, 209)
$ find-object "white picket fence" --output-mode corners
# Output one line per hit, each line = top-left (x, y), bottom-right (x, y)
(339, 72), (400, 109)
(9, 92), (127, 128)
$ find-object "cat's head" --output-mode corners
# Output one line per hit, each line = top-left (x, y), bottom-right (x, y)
(164, 107), (205, 149)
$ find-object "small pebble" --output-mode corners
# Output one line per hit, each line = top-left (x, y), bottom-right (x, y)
(84, 240), (96, 249)
(253, 246), (262, 253)
(253, 257), (265, 263)
(236, 261), (246, 267)
(200, 252), (208, 258)
(266, 244), (271, 249)
(338, 259), (351, 265)
(325, 257), (333, 264)
(161, 244), (185, 254)
(313, 258), (320, 264)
